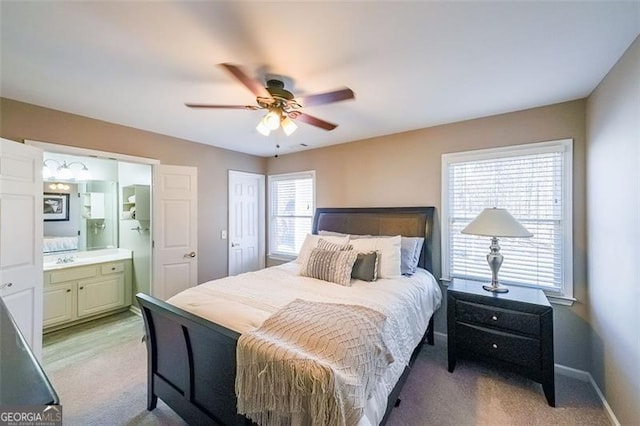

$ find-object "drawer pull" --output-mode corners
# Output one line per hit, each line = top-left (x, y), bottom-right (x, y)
(66, 289), (71, 293)
(492, 315), (498, 321)
(79, 286), (84, 290)
(111, 267), (116, 271)
(492, 343), (498, 349)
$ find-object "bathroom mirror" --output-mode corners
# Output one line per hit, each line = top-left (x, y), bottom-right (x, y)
(43, 180), (118, 254)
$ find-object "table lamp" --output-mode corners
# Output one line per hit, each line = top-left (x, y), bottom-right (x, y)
(461, 207), (533, 293)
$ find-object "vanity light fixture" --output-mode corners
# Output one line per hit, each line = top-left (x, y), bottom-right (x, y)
(42, 159), (92, 181)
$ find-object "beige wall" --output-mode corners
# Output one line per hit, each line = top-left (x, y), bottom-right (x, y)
(267, 99), (590, 371)
(0, 98), (266, 283)
(586, 36), (640, 425)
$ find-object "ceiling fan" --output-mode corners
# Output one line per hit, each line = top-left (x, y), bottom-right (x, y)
(185, 63), (355, 136)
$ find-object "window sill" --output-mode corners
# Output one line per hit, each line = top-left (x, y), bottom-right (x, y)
(545, 294), (577, 306)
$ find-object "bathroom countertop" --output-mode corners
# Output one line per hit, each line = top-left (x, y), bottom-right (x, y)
(43, 248), (132, 271)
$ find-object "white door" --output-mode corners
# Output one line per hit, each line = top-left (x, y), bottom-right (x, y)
(0, 138), (43, 359)
(153, 164), (197, 300)
(228, 170), (265, 276)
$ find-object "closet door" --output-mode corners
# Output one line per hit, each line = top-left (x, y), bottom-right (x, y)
(0, 138), (43, 359)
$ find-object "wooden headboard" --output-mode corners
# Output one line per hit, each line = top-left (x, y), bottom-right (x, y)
(312, 207), (436, 273)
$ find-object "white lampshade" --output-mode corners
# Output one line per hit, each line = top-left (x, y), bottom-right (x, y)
(264, 110), (281, 130)
(461, 207), (533, 238)
(281, 116), (297, 136)
(256, 119), (271, 136)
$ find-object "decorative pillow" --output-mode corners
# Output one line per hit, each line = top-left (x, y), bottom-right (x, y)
(295, 234), (350, 265)
(350, 236), (401, 278)
(351, 251), (379, 282)
(301, 248), (358, 286)
(401, 237), (424, 275)
(317, 238), (352, 251)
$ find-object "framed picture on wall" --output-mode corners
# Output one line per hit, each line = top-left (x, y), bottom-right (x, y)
(43, 193), (70, 221)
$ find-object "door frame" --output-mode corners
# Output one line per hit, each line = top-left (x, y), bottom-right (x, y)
(228, 170), (266, 275)
(25, 140), (160, 297)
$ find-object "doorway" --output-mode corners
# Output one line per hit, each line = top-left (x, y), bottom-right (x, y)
(40, 151), (154, 315)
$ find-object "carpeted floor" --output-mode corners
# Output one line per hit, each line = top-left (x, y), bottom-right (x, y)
(42, 312), (610, 426)
(387, 340), (610, 426)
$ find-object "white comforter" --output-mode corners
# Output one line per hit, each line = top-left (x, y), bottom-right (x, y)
(168, 262), (442, 426)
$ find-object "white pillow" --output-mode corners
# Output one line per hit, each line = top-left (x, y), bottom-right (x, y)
(350, 236), (401, 278)
(295, 234), (350, 265)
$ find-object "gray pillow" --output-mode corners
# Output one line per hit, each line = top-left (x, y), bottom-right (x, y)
(401, 237), (424, 275)
(351, 251), (379, 282)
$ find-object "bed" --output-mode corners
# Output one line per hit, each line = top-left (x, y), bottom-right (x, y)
(137, 206), (440, 425)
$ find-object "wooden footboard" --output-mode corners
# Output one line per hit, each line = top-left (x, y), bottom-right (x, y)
(137, 293), (434, 426)
(137, 293), (252, 425)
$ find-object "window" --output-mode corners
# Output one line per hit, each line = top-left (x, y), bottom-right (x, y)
(268, 171), (315, 258)
(442, 140), (573, 300)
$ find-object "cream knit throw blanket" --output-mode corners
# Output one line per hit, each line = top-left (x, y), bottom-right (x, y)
(235, 299), (394, 426)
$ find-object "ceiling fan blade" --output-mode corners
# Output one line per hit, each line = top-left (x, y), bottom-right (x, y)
(297, 88), (354, 107)
(185, 103), (259, 110)
(294, 112), (338, 131)
(220, 63), (273, 100)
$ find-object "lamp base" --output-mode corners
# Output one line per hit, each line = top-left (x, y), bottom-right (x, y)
(483, 284), (509, 293)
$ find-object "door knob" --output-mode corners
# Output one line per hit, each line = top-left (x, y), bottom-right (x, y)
(185, 251), (196, 258)
(231, 242), (239, 247)
(0, 282), (13, 290)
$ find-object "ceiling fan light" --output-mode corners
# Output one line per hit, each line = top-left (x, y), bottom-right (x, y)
(256, 120), (271, 136)
(264, 110), (281, 130)
(281, 116), (298, 136)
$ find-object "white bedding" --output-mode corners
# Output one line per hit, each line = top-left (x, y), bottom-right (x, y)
(168, 262), (442, 426)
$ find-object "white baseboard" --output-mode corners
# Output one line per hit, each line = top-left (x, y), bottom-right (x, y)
(129, 305), (141, 316)
(434, 331), (447, 346)
(554, 364), (620, 426)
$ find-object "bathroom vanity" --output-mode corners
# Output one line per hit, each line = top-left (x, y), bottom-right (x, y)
(43, 249), (132, 331)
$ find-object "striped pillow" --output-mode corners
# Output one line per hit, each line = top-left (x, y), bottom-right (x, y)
(317, 238), (352, 251)
(301, 248), (358, 286)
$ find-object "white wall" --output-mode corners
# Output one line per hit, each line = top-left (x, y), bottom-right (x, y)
(586, 36), (640, 425)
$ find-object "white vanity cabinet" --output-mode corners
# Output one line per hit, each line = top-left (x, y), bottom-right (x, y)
(43, 259), (131, 330)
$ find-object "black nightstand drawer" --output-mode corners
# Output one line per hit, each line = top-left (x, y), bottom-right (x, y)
(456, 300), (541, 338)
(456, 323), (540, 369)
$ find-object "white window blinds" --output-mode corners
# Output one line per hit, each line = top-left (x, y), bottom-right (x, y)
(269, 171), (315, 258)
(443, 140), (573, 296)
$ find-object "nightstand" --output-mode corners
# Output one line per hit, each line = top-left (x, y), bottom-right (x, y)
(447, 279), (555, 407)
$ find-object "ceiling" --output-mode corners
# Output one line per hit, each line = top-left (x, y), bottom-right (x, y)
(1, 2), (638, 157)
